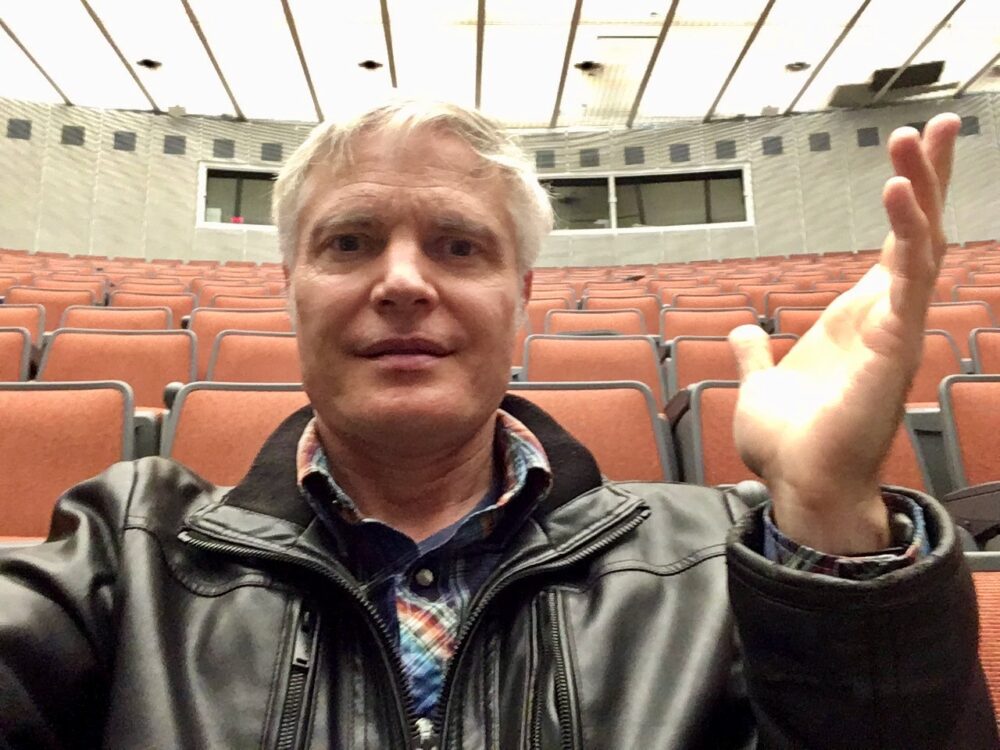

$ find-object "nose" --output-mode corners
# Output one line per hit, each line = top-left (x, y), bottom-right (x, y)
(370, 231), (439, 313)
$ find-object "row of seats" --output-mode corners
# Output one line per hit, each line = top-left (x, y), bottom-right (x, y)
(2, 375), (997, 539)
(519, 300), (998, 358)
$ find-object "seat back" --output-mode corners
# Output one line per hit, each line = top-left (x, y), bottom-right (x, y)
(38, 329), (196, 409)
(523, 335), (666, 407)
(110, 291), (197, 328)
(660, 307), (758, 341)
(211, 294), (288, 309)
(941, 375), (1000, 487)
(0, 304), (45, 345)
(526, 298), (571, 335)
(0, 381), (133, 536)
(198, 283), (269, 306)
(967, 553), (1000, 721)
(926, 302), (997, 358)
(763, 290), (838, 318)
(161, 383), (310, 486)
(60, 305), (173, 330)
(33, 278), (105, 299)
(668, 335), (797, 395)
(813, 281), (855, 294)
(906, 330), (963, 405)
(117, 281), (188, 294)
(508, 382), (673, 481)
(971, 328), (1000, 374)
(679, 381), (928, 489)
(5, 287), (95, 332)
(953, 285), (1000, 319)
(672, 292), (752, 310)
(773, 306), (824, 336)
(545, 309), (646, 335)
(188, 308), (294, 379)
(207, 331), (301, 382)
(582, 294), (661, 334)
(0, 327), (31, 380)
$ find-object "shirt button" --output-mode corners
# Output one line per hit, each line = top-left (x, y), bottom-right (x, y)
(414, 568), (435, 587)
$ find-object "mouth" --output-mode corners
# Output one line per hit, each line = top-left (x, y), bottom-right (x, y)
(358, 337), (452, 359)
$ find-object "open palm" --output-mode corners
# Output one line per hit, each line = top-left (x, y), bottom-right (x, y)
(729, 114), (961, 550)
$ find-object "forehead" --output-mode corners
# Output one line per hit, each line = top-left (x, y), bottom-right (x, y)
(298, 128), (512, 237)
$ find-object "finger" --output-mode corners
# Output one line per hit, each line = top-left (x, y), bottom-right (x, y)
(921, 113), (961, 200)
(882, 176), (936, 317)
(888, 127), (943, 241)
(728, 324), (773, 382)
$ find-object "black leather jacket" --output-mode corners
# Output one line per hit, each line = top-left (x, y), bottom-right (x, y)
(0, 397), (996, 749)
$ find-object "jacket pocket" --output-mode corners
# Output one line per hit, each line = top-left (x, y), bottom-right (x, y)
(530, 590), (580, 750)
(275, 602), (320, 750)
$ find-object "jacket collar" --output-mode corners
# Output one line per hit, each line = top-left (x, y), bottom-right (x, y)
(186, 395), (638, 557)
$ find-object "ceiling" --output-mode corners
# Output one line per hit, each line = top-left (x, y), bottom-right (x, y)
(1, 0), (998, 129)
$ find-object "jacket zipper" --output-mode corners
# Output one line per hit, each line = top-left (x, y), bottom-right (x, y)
(180, 496), (647, 750)
(177, 531), (422, 749)
(547, 591), (576, 750)
(275, 604), (317, 750)
(435, 502), (649, 750)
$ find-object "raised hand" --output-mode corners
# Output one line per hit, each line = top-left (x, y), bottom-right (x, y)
(728, 113), (962, 553)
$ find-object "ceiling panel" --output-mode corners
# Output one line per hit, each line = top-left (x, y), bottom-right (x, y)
(186, 0), (316, 121)
(0, 23), (63, 104)
(637, 0), (771, 120)
(86, 0), (235, 117)
(480, 0), (576, 127)
(906, 0), (1000, 95)
(790, 0), (955, 113)
(386, 0), (477, 107)
(288, 0), (393, 122)
(557, 3), (661, 127)
(0, 0), (995, 127)
(1, 0), (149, 110)
(710, 0), (867, 119)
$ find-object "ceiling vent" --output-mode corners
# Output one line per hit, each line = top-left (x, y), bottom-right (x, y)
(828, 61), (954, 108)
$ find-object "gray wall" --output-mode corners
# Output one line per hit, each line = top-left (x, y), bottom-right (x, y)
(1, 94), (998, 265)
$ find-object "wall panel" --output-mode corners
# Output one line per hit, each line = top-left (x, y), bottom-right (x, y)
(1, 94), (997, 265)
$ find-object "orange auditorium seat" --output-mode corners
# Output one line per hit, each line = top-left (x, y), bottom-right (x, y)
(188, 308), (294, 379)
(161, 383), (309, 486)
(5, 287), (95, 332)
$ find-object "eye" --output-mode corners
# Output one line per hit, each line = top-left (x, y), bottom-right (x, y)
(444, 239), (475, 257)
(333, 234), (363, 252)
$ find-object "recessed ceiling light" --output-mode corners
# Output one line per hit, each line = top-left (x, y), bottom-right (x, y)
(358, 60), (383, 70)
(136, 58), (162, 70)
(785, 61), (810, 73)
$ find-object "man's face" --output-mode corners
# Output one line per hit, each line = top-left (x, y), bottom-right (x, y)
(288, 127), (531, 448)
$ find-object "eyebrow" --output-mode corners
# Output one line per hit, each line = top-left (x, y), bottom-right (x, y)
(431, 214), (500, 246)
(308, 211), (501, 247)
(307, 213), (382, 246)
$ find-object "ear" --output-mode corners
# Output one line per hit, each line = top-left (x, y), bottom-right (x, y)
(521, 270), (533, 307)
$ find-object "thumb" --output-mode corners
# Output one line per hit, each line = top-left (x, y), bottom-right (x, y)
(728, 325), (773, 381)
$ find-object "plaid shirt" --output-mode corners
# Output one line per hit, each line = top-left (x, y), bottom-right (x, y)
(296, 411), (552, 718)
(296, 413), (926, 717)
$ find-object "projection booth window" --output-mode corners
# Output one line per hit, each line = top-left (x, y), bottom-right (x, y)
(203, 169), (276, 225)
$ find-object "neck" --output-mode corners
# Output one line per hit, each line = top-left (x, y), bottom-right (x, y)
(315, 414), (498, 542)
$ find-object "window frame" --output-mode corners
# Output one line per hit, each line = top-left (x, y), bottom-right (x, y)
(196, 162), (279, 232)
(541, 164), (754, 235)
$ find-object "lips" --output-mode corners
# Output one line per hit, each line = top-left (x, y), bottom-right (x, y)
(358, 337), (451, 358)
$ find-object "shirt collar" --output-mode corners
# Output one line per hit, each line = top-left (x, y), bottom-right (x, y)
(295, 410), (552, 527)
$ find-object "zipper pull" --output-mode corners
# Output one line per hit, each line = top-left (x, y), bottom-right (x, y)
(293, 606), (315, 668)
(415, 717), (439, 750)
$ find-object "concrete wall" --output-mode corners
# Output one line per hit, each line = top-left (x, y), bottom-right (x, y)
(1, 93), (998, 265)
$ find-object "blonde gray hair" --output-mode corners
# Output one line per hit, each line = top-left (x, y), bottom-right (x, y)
(272, 99), (553, 273)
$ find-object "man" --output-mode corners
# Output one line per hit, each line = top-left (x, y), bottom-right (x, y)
(0, 101), (995, 749)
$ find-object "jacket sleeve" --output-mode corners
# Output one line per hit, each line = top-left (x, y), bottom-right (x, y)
(726, 487), (999, 749)
(0, 461), (135, 750)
